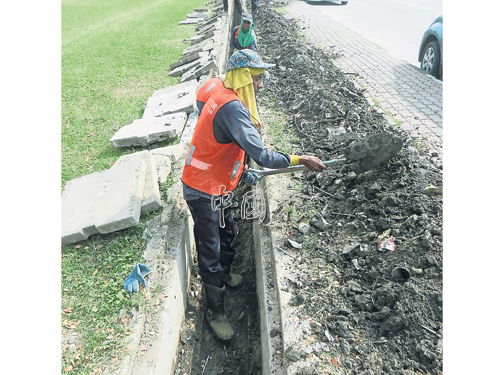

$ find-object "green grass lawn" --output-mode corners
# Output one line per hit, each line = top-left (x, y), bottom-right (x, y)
(61, 0), (207, 373)
(61, 0), (207, 190)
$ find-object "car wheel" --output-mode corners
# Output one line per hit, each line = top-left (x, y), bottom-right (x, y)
(420, 40), (441, 78)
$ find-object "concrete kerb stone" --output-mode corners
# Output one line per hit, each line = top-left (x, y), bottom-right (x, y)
(141, 152), (163, 214)
(251, 167), (287, 375)
(110, 112), (188, 147)
(142, 80), (197, 119)
(180, 58), (216, 82)
(181, 38), (217, 56)
(96, 152), (149, 234)
(150, 144), (185, 165)
(168, 56), (208, 77)
(117, 181), (194, 375)
(170, 51), (209, 70)
(195, 12), (222, 31)
(183, 30), (216, 45)
(61, 152), (148, 245)
(196, 19), (221, 35)
(154, 154), (172, 185)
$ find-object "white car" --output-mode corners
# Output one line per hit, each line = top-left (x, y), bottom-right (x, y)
(305, 0), (348, 4)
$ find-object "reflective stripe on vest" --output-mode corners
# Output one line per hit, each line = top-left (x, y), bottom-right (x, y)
(182, 89), (246, 196)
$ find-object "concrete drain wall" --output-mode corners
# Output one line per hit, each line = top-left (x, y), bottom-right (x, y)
(252, 169), (288, 375)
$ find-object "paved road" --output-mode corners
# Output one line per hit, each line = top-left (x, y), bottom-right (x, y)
(287, 0), (443, 159)
(310, 0), (442, 67)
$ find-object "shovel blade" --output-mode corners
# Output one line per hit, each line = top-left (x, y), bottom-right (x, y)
(343, 132), (403, 173)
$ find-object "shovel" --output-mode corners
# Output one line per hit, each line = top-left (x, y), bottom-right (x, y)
(247, 132), (403, 181)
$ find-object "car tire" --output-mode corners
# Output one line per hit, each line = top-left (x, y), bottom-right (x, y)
(420, 40), (441, 78)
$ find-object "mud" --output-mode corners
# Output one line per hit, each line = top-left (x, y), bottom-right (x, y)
(174, 184), (264, 375)
(174, 2), (442, 375)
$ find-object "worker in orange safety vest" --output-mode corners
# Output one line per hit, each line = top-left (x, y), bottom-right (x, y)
(181, 49), (325, 341)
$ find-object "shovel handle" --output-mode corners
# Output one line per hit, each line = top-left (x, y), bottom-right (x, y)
(247, 158), (346, 180)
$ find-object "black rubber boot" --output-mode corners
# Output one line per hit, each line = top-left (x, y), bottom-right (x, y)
(219, 250), (244, 288)
(204, 283), (234, 341)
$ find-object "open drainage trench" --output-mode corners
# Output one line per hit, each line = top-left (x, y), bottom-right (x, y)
(173, 4), (442, 375)
(173, 182), (273, 375)
(172, 6), (272, 375)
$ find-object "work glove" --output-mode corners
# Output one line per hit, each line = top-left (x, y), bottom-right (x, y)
(240, 171), (259, 186)
(124, 263), (151, 293)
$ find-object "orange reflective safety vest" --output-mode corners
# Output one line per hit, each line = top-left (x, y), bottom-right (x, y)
(182, 88), (246, 196)
(196, 77), (224, 104)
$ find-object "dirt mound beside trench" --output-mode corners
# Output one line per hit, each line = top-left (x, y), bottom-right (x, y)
(256, 4), (443, 375)
(174, 3), (443, 375)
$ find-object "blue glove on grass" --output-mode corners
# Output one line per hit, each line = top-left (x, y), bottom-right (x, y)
(241, 171), (259, 186)
(124, 263), (151, 293)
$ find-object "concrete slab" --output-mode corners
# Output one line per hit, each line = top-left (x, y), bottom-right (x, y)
(195, 13), (222, 31)
(150, 144), (185, 164)
(180, 59), (216, 82)
(168, 56), (206, 77)
(140, 152), (162, 214)
(179, 111), (198, 152)
(153, 153), (172, 184)
(183, 30), (215, 45)
(111, 112), (187, 147)
(61, 171), (107, 245)
(95, 152), (149, 234)
(181, 39), (216, 56)
(170, 51), (208, 70)
(186, 11), (208, 19)
(150, 79), (197, 98)
(61, 152), (148, 245)
(196, 19), (221, 35)
(179, 18), (204, 25)
(142, 81), (197, 118)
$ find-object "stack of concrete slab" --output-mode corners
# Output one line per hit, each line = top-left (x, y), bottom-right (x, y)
(169, 13), (225, 83)
(109, 80), (197, 148)
(62, 6), (227, 246)
(178, 9), (209, 25)
(61, 111), (198, 245)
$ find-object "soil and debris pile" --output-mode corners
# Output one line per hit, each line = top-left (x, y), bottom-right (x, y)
(256, 4), (443, 375)
(174, 3), (443, 375)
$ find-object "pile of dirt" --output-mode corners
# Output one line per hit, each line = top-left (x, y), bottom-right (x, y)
(257, 4), (443, 375)
(174, 3), (442, 375)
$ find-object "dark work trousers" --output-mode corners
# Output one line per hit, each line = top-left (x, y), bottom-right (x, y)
(186, 197), (235, 287)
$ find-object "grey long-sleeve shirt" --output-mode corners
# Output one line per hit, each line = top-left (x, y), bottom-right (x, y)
(183, 99), (291, 201)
